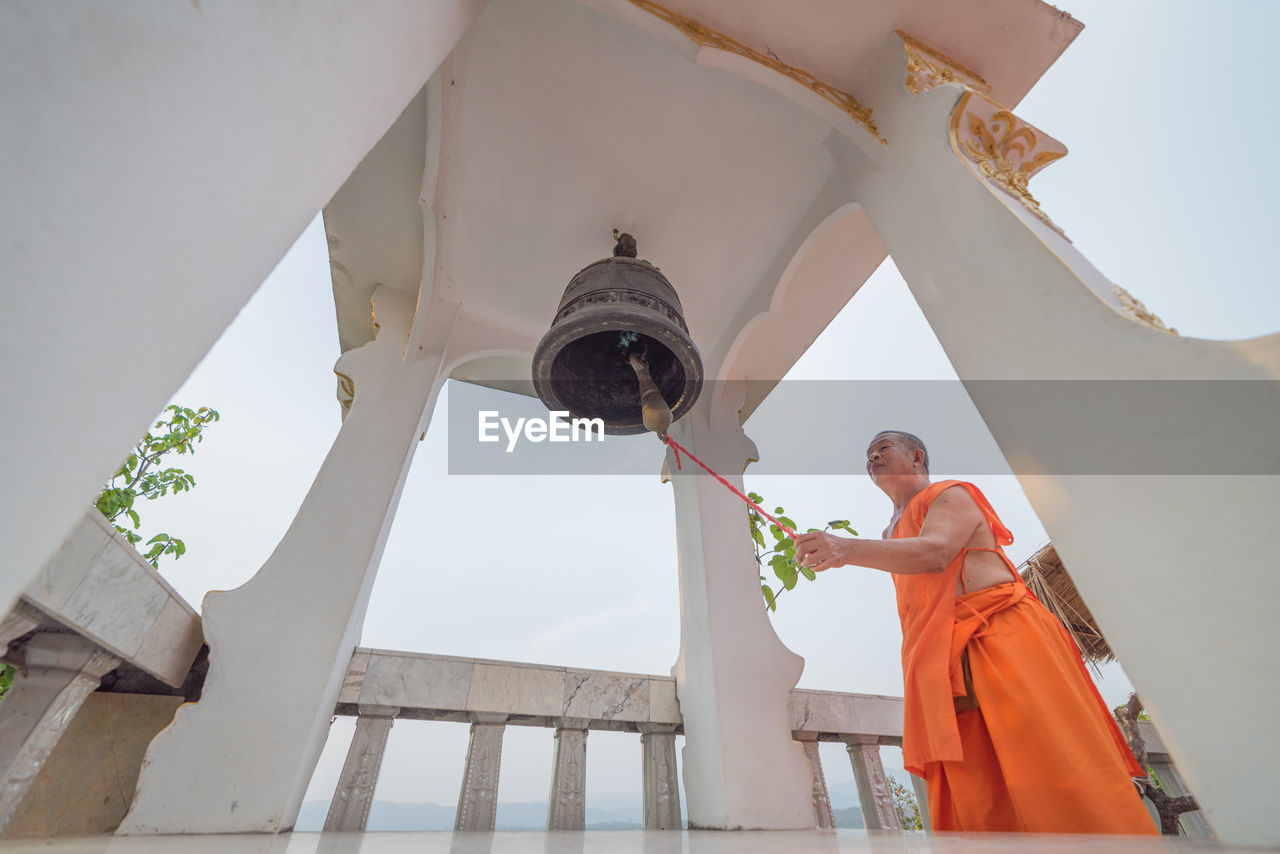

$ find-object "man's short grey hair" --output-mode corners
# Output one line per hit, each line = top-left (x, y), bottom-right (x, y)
(871, 430), (929, 473)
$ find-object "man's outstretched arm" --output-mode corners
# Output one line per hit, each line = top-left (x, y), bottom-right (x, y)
(794, 486), (983, 575)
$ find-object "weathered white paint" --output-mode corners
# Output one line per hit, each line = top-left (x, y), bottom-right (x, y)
(834, 33), (1280, 845)
(666, 388), (814, 830)
(119, 289), (448, 834)
(0, 0), (488, 617)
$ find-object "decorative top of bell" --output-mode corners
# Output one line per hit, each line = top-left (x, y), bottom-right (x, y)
(532, 233), (704, 436)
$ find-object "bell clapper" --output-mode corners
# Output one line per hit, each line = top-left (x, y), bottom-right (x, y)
(624, 347), (672, 436)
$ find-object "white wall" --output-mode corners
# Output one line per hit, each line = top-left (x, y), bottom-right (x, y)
(0, 0), (488, 612)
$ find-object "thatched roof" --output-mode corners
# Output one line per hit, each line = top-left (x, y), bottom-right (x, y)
(1019, 543), (1115, 665)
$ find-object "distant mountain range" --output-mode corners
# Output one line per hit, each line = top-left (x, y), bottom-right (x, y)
(295, 784), (869, 831)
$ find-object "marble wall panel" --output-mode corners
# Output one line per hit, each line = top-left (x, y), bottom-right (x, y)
(339, 651), (372, 704)
(360, 654), (474, 710)
(131, 596), (202, 688)
(648, 678), (681, 724)
(467, 663), (564, 717)
(59, 536), (170, 658)
(563, 671), (648, 722)
(25, 513), (110, 614)
(790, 690), (859, 734)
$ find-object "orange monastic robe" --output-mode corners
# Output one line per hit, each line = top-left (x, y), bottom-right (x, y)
(892, 480), (1157, 834)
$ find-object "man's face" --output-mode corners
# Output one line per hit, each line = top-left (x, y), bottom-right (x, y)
(866, 434), (918, 486)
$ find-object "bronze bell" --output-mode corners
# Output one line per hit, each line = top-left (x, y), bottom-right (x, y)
(532, 233), (703, 435)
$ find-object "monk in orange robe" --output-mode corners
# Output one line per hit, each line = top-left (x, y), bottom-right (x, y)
(794, 430), (1156, 834)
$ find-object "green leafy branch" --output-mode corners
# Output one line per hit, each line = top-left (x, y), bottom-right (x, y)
(94, 405), (219, 567)
(747, 491), (856, 612)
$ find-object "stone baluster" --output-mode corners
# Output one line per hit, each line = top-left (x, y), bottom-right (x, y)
(910, 774), (931, 830)
(0, 633), (119, 831)
(323, 705), (399, 831)
(794, 731), (835, 829)
(547, 718), (588, 830)
(841, 735), (899, 832)
(1148, 759), (1213, 838)
(455, 714), (507, 831)
(639, 724), (681, 830)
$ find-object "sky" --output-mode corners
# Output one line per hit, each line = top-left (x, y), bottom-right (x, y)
(133, 0), (1279, 818)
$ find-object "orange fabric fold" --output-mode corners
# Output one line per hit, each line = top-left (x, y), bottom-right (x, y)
(892, 482), (1156, 834)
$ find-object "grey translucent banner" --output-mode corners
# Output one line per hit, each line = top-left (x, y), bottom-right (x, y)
(446, 379), (1280, 476)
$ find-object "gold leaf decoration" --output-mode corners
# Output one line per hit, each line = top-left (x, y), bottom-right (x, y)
(896, 30), (991, 96)
(335, 370), (356, 413)
(1113, 285), (1178, 335)
(951, 91), (1068, 236)
(629, 0), (885, 145)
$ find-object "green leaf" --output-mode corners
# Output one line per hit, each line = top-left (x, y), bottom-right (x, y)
(774, 506), (785, 514)
(750, 525), (766, 547)
(762, 585), (776, 611)
(126, 509), (140, 529)
(776, 515), (796, 530)
(782, 569), (798, 590)
(748, 492), (763, 503)
(799, 565), (816, 581)
(147, 533), (170, 545)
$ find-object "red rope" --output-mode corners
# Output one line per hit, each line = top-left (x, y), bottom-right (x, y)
(660, 433), (796, 540)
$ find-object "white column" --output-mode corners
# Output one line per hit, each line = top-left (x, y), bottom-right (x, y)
(324, 706), (399, 832)
(120, 288), (446, 834)
(547, 718), (588, 830)
(640, 724), (682, 830)
(0, 633), (119, 832)
(795, 732), (835, 829)
(909, 774), (931, 831)
(666, 389), (814, 829)
(842, 735), (898, 833)
(0, 1), (489, 616)
(832, 31), (1280, 847)
(455, 716), (507, 832)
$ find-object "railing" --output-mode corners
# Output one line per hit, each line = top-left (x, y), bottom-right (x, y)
(329, 647), (1211, 837)
(329, 648), (906, 833)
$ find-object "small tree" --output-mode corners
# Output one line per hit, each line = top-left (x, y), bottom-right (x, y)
(746, 491), (856, 611)
(95, 404), (220, 567)
(888, 775), (923, 830)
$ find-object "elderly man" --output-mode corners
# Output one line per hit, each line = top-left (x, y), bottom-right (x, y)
(793, 430), (1156, 834)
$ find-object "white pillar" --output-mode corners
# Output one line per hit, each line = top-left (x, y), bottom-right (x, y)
(547, 719), (588, 831)
(831, 31), (1280, 846)
(120, 288), (445, 834)
(455, 716), (507, 832)
(0, 1), (489, 616)
(795, 732), (835, 829)
(666, 389), (814, 829)
(640, 724), (682, 830)
(324, 706), (399, 832)
(842, 735), (898, 833)
(0, 633), (119, 832)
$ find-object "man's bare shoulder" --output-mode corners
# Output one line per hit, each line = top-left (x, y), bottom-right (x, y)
(922, 483), (983, 522)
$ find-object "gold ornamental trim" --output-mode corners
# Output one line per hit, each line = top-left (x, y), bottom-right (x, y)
(896, 30), (991, 96)
(629, 0), (886, 144)
(1113, 285), (1178, 334)
(335, 370), (356, 413)
(950, 91), (1068, 236)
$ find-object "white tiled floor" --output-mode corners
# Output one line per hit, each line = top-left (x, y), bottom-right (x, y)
(0, 832), (1256, 854)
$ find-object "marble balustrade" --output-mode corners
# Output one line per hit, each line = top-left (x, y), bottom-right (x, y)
(329, 648), (1202, 835)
